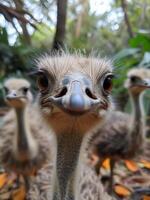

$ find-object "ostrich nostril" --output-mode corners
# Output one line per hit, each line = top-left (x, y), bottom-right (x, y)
(55, 87), (68, 98)
(85, 88), (97, 100)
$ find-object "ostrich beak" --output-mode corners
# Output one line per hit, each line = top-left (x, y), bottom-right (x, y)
(142, 79), (150, 88)
(50, 77), (100, 115)
(6, 90), (25, 101)
(6, 90), (18, 100)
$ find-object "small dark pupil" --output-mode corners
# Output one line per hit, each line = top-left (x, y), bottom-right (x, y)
(130, 76), (137, 82)
(103, 77), (112, 91)
(39, 75), (48, 89)
(23, 87), (28, 93)
(4, 87), (8, 93)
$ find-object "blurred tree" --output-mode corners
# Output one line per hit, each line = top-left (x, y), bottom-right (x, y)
(120, 0), (134, 38)
(67, 0), (129, 56)
(0, 1), (37, 45)
(52, 0), (68, 51)
(13, 0), (31, 44)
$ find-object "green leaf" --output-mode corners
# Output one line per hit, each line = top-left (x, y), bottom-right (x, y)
(0, 28), (9, 45)
(114, 48), (141, 60)
(129, 33), (150, 51)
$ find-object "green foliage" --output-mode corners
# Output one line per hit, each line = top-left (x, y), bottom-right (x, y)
(0, 28), (34, 79)
(0, 28), (9, 45)
(66, 9), (128, 56)
(129, 34), (150, 52)
(31, 23), (54, 48)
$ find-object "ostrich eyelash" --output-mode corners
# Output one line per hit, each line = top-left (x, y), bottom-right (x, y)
(28, 70), (46, 77)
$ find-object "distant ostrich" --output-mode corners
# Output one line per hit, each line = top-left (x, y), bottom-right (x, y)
(27, 53), (115, 200)
(88, 68), (150, 193)
(0, 78), (52, 190)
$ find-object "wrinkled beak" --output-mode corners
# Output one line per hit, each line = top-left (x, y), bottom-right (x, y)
(6, 90), (18, 100)
(50, 80), (100, 115)
(6, 91), (25, 101)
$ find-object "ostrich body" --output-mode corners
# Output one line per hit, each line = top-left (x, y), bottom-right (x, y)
(88, 68), (150, 192)
(0, 78), (52, 183)
(32, 53), (115, 200)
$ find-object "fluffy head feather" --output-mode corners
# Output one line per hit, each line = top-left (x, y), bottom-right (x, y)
(37, 53), (112, 83)
(127, 68), (150, 79)
(4, 78), (30, 90)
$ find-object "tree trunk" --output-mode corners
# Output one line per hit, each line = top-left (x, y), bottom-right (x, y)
(75, 0), (89, 38)
(13, 0), (31, 45)
(120, 0), (134, 38)
(52, 0), (68, 51)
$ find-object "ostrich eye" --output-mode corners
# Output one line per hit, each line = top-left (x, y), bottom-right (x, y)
(37, 72), (49, 92)
(4, 87), (9, 94)
(102, 74), (113, 94)
(22, 87), (29, 94)
(130, 76), (138, 82)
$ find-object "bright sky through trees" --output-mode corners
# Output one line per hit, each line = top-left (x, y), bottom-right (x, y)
(90, 0), (112, 14)
(0, 0), (113, 44)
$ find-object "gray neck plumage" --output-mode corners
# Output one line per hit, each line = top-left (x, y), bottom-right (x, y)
(130, 92), (145, 124)
(54, 131), (83, 200)
(13, 106), (38, 161)
(129, 91), (145, 144)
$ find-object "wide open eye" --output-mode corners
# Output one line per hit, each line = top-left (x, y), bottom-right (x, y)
(36, 71), (51, 93)
(102, 73), (113, 94)
(130, 76), (138, 82)
(4, 87), (9, 94)
(22, 87), (29, 94)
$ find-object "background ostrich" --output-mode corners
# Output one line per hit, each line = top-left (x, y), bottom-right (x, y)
(0, 78), (52, 190)
(87, 68), (150, 193)
(32, 53), (115, 200)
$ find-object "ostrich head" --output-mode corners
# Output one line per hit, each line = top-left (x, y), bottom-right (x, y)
(36, 54), (114, 134)
(4, 78), (33, 108)
(125, 68), (150, 94)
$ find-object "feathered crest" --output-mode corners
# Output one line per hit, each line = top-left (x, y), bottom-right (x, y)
(127, 68), (150, 79)
(4, 78), (31, 89)
(35, 51), (113, 82)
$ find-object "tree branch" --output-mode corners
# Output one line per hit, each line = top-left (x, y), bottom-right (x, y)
(0, 3), (37, 30)
(120, 0), (134, 38)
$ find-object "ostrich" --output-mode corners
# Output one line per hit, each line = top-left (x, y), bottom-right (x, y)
(0, 78), (52, 190)
(29, 53), (115, 200)
(87, 68), (150, 193)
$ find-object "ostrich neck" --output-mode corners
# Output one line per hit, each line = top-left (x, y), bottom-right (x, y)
(130, 92), (145, 143)
(16, 107), (29, 150)
(131, 93), (144, 119)
(49, 112), (102, 199)
(55, 131), (83, 200)
(14, 106), (37, 160)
